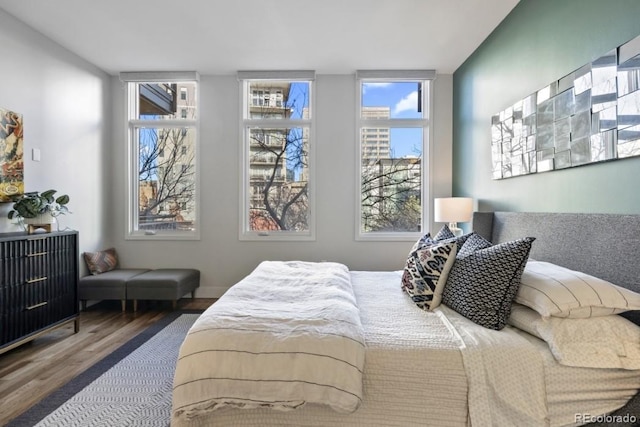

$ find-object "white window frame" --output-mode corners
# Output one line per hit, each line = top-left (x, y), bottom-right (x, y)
(355, 70), (435, 241)
(238, 70), (316, 241)
(120, 71), (200, 240)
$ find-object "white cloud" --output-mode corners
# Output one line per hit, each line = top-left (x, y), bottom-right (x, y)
(362, 82), (392, 94)
(393, 91), (418, 115)
(365, 82), (392, 88)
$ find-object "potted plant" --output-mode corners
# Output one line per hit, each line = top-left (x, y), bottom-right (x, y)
(7, 189), (70, 228)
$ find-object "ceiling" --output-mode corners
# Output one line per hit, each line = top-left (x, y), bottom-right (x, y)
(0, 0), (519, 76)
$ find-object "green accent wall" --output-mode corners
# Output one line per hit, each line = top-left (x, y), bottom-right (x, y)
(453, 0), (640, 213)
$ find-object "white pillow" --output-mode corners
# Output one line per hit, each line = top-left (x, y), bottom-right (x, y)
(516, 260), (640, 318)
(508, 303), (640, 370)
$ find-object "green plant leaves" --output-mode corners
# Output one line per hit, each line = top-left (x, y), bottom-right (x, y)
(7, 190), (70, 220)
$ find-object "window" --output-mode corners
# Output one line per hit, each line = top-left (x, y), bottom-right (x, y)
(356, 70), (434, 240)
(239, 71), (315, 240)
(121, 72), (199, 240)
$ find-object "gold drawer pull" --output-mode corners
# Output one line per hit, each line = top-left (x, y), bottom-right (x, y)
(27, 277), (48, 284)
(27, 251), (48, 257)
(26, 301), (48, 310)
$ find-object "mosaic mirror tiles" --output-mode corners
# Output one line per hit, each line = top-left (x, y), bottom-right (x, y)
(491, 35), (640, 179)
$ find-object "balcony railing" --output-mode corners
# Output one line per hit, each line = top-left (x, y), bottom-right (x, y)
(139, 214), (193, 231)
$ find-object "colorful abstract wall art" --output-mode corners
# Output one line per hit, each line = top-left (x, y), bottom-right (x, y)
(0, 107), (24, 201)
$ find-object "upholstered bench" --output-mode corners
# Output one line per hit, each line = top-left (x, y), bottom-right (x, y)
(126, 268), (200, 312)
(80, 248), (200, 312)
(79, 268), (151, 312)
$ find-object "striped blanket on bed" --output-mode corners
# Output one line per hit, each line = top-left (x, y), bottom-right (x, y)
(172, 261), (365, 422)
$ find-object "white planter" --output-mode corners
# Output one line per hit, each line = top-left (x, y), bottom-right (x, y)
(24, 213), (55, 225)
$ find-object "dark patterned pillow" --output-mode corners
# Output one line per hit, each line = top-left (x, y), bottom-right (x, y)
(433, 224), (456, 241)
(83, 248), (119, 275)
(401, 241), (457, 310)
(442, 237), (535, 330)
(456, 233), (493, 258)
(436, 232), (474, 253)
(409, 224), (460, 254)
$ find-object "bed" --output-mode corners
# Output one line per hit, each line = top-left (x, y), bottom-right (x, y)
(171, 212), (640, 427)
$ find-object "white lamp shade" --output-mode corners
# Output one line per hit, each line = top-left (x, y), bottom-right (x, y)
(434, 197), (473, 223)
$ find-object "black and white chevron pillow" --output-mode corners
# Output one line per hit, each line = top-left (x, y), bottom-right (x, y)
(433, 223), (456, 241)
(456, 233), (493, 258)
(442, 237), (535, 330)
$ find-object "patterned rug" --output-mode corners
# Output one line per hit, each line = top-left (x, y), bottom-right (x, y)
(8, 311), (201, 427)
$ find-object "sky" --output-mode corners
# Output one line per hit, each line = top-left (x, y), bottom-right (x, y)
(363, 82), (424, 158)
(362, 82), (422, 119)
(284, 81), (424, 161)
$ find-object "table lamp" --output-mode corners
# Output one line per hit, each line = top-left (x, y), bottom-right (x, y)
(434, 197), (473, 237)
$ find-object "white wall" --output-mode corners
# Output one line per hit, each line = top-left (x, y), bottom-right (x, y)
(109, 74), (454, 297)
(0, 9), (111, 259)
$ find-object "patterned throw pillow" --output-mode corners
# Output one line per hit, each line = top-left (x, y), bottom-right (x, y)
(433, 224), (456, 241)
(402, 227), (476, 310)
(442, 237), (535, 330)
(401, 241), (457, 310)
(456, 233), (493, 258)
(408, 224), (456, 254)
(83, 248), (119, 275)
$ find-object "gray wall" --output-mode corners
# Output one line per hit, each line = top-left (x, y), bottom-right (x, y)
(453, 0), (640, 213)
(0, 9), (111, 258)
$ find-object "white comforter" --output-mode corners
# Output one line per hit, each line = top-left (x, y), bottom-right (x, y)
(170, 268), (632, 427)
(172, 261), (365, 422)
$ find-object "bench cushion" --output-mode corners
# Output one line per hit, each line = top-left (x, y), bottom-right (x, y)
(126, 268), (200, 301)
(79, 268), (151, 300)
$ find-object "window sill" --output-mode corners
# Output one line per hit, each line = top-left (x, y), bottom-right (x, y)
(356, 232), (422, 242)
(126, 230), (200, 241)
(239, 231), (315, 242)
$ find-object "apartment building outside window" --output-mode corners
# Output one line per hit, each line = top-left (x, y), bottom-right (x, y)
(121, 71), (200, 240)
(356, 70), (434, 240)
(238, 71), (315, 241)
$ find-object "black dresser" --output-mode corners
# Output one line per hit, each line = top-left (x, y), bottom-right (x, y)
(0, 231), (79, 355)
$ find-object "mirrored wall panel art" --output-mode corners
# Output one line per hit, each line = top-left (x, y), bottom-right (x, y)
(491, 34), (640, 179)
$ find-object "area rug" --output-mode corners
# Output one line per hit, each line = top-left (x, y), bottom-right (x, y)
(8, 310), (202, 427)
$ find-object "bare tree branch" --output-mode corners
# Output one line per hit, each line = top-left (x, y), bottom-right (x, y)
(361, 158), (421, 232)
(248, 84), (309, 231)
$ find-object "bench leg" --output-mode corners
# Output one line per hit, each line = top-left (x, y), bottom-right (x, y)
(121, 300), (126, 312)
(81, 300), (87, 311)
(172, 300), (177, 310)
(191, 290), (196, 299)
(133, 300), (138, 312)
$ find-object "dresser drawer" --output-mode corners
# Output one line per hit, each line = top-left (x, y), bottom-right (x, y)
(0, 231), (79, 351)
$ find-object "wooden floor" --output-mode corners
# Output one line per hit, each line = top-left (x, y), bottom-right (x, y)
(0, 298), (216, 425)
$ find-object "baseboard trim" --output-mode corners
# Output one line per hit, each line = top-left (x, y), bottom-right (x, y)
(193, 286), (228, 299)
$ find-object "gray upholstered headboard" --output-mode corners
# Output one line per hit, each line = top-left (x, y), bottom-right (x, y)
(473, 211), (640, 326)
(473, 211), (640, 294)
(472, 212), (640, 421)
